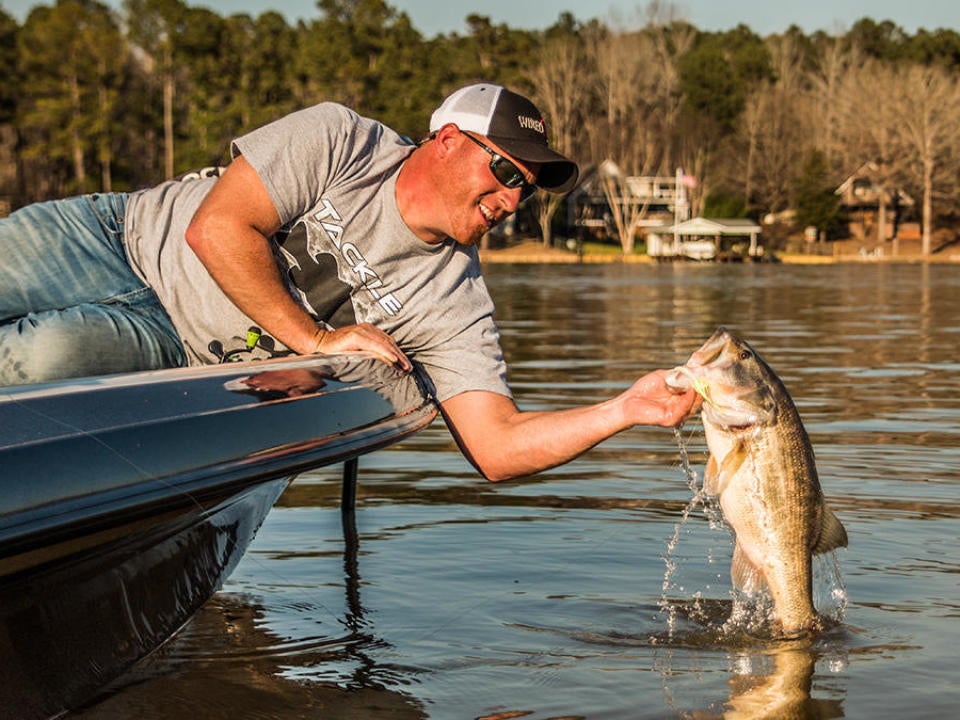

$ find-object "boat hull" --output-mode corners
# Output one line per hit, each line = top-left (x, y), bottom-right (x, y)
(0, 477), (288, 717)
(0, 353), (436, 717)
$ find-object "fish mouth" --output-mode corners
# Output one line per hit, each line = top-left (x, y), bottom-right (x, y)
(688, 327), (732, 366)
(703, 402), (762, 432)
(666, 329), (734, 393)
(665, 366), (694, 393)
(665, 366), (713, 403)
(668, 328), (734, 387)
(666, 365), (719, 408)
(667, 366), (762, 431)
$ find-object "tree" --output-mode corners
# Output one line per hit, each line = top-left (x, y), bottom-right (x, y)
(585, 26), (647, 172)
(830, 59), (905, 246)
(577, 5), (697, 253)
(298, 0), (426, 124)
(889, 63), (960, 254)
(0, 8), (19, 204)
(124, 0), (189, 179)
(2, 0), (958, 241)
(794, 150), (841, 238)
(0, 9), (17, 125)
(733, 33), (809, 216)
(528, 22), (588, 247)
(905, 28), (960, 70)
(678, 40), (742, 135)
(673, 26), (770, 219)
(81, 2), (128, 192)
(451, 14), (539, 92)
(598, 160), (647, 255)
(645, 19), (695, 174)
(175, 7), (234, 169)
(847, 18), (909, 62)
(221, 12), (298, 134)
(808, 36), (863, 171)
(17, 1), (126, 197)
(583, 18), (691, 177)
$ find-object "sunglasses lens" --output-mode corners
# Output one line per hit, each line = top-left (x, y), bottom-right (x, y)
(492, 157), (535, 201)
(490, 158), (524, 188)
(464, 132), (538, 200)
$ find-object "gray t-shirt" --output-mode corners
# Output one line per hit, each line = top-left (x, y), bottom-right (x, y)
(124, 103), (509, 403)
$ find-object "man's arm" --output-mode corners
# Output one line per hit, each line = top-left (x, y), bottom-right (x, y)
(184, 156), (410, 370)
(439, 369), (699, 482)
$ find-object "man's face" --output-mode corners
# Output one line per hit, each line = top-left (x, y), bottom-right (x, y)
(443, 131), (540, 247)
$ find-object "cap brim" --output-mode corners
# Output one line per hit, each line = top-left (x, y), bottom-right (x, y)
(487, 136), (579, 194)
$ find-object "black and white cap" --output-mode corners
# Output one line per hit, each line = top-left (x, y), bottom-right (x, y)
(429, 83), (579, 194)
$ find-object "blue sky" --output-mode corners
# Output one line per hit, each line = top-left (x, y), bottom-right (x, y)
(2, 0), (956, 36)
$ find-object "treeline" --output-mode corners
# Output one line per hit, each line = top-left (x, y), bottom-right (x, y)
(2, 0), (959, 251)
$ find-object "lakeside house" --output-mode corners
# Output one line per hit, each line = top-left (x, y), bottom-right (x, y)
(646, 216), (763, 261)
(567, 162), (765, 260)
(835, 161), (915, 244)
(568, 162), (693, 243)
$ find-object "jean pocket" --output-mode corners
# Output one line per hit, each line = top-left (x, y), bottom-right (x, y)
(86, 193), (128, 238)
(104, 285), (161, 309)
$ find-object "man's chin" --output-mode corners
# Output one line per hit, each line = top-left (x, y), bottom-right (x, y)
(451, 226), (487, 246)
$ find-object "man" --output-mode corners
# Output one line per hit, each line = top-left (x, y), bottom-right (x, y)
(0, 83), (696, 480)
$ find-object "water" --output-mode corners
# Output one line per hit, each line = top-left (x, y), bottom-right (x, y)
(74, 262), (960, 718)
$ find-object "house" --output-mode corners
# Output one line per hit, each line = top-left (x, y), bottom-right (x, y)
(835, 162), (914, 243)
(567, 161), (690, 242)
(646, 217), (763, 261)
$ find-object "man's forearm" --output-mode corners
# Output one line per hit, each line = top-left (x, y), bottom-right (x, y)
(441, 373), (697, 482)
(187, 222), (321, 353)
(441, 392), (630, 482)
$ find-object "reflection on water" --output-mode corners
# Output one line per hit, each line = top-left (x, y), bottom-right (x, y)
(720, 647), (845, 719)
(74, 511), (426, 720)
(74, 595), (426, 720)
(75, 264), (960, 719)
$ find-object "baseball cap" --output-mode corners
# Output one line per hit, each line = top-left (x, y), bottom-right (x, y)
(429, 83), (579, 194)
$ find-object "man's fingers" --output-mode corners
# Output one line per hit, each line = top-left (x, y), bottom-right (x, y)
(317, 324), (411, 371)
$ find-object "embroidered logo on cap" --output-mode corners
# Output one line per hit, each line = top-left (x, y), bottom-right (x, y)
(517, 115), (545, 135)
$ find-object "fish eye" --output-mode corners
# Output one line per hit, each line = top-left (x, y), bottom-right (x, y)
(739, 350), (752, 361)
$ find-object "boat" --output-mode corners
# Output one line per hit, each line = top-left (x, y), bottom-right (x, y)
(0, 353), (437, 718)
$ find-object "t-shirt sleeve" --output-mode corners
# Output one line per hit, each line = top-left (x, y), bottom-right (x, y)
(400, 251), (512, 404)
(230, 103), (370, 225)
(414, 314), (512, 404)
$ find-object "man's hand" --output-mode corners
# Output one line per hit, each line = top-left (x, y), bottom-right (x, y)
(312, 322), (411, 372)
(620, 368), (701, 428)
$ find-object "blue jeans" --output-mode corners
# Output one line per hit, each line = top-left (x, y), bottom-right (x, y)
(0, 193), (186, 385)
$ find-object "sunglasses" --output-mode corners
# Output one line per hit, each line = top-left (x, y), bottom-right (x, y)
(461, 132), (538, 202)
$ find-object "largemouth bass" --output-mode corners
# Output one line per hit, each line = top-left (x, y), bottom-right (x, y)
(668, 327), (847, 637)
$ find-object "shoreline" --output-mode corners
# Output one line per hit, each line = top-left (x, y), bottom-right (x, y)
(479, 241), (960, 265)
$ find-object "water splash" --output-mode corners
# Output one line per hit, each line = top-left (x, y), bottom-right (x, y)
(658, 427), (725, 639)
(661, 428), (849, 642)
(814, 551), (848, 624)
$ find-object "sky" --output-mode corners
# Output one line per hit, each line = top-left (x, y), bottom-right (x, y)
(1, 0), (956, 37)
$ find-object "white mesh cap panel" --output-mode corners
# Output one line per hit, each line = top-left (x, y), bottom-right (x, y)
(429, 84), (502, 135)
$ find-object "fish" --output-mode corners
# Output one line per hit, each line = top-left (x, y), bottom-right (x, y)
(667, 327), (848, 637)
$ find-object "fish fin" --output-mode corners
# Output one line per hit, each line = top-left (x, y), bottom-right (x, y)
(703, 455), (720, 495)
(812, 505), (849, 554)
(703, 441), (748, 496)
(731, 542), (763, 594)
(721, 441), (749, 474)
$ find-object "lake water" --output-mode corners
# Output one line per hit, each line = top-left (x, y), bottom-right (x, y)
(75, 262), (960, 719)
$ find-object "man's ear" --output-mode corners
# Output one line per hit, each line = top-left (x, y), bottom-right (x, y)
(431, 123), (460, 158)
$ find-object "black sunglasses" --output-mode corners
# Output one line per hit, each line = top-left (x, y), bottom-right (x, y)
(461, 132), (538, 202)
